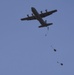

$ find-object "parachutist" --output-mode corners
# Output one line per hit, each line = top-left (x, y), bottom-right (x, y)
(54, 49), (57, 52)
(51, 45), (57, 52)
(45, 34), (47, 36)
(57, 61), (63, 66)
(60, 63), (63, 66)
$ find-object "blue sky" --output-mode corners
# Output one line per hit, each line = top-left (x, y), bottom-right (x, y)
(0, 0), (74, 75)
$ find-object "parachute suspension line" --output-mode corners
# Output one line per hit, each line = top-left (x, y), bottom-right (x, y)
(50, 45), (54, 49)
(47, 26), (49, 30)
(45, 26), (49, 36)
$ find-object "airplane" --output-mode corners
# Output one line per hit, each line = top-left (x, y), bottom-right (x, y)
(21, 7), (57, 28)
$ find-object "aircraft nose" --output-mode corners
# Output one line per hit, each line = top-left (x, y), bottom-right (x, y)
(31, 7), (35, 10)
(31, 7), (34, 9)
(31, 7), (35, 11)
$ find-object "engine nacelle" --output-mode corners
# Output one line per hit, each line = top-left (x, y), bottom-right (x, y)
(32, 13), (33, 16)
(27, 14), (29, 17)
(40, 11), (43, 14)
(45, 9), (47, 12)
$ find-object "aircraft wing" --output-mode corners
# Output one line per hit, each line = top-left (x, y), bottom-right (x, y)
(21, 15), (36, 21)
(40, 9), (57, 18)
(21, 9), (57, 21)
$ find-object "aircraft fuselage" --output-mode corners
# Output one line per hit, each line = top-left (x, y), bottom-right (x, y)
(31, 7), (46, 26)
(21, 7), (57, 28)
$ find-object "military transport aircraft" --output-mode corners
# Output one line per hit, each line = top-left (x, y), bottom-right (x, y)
(21, 7), (57, 28)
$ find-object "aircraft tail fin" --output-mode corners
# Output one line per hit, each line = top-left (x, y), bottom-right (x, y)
(39, 23), (53, 28)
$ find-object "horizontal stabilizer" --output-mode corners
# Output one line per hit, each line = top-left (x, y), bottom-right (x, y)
(39, 23), (53, 28)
